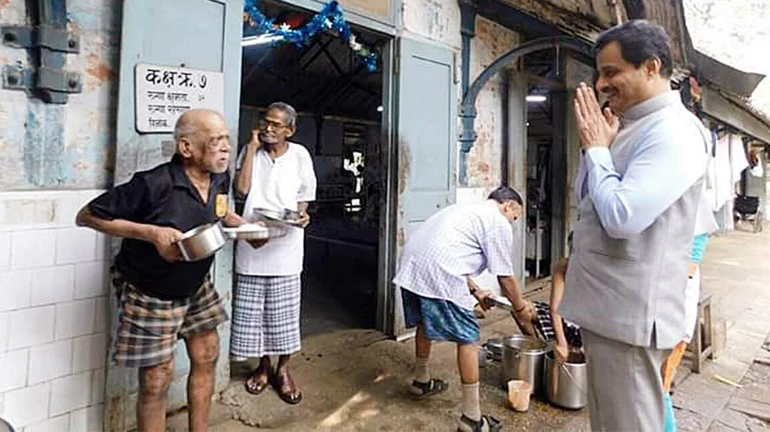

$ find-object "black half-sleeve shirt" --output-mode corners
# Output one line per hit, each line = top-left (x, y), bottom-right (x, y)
(88, 154), (230, 300)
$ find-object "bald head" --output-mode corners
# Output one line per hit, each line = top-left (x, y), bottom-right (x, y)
(174, 109), (231, 174)
(174, 109), (226, 142)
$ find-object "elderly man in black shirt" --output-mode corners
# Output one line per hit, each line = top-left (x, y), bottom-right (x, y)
(76, 109), (250, 432)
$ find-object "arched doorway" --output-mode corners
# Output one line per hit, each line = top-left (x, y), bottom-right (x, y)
(460, 35), (593, 284)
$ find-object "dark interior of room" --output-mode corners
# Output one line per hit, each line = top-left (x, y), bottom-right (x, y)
(239, 0), (388, 335)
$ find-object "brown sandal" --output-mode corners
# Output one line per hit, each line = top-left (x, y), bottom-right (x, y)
(272, 369), (302, 405)
(244, 364), (270, 395)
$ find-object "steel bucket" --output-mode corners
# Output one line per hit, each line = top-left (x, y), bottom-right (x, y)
(544, 351), (588, 409)
(501, 334), (547, 395)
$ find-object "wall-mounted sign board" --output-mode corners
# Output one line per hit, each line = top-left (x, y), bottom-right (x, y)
(135, 63), (224, 133)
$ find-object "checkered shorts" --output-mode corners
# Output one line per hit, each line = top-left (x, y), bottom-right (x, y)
(112, 269), (228, 368)
(230, 274), (302, 360)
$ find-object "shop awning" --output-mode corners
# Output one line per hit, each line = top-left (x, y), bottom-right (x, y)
(701, 86), (770, 145)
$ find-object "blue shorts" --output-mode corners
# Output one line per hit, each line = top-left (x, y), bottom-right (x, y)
(401, 288), (479, 344)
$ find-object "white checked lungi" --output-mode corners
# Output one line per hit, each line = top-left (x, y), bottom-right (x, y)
(230, 274), (302, 360)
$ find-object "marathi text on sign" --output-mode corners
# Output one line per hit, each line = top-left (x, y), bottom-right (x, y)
(135, 64), (224, 133)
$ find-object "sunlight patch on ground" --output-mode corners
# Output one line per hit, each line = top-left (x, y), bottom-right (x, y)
(318, 390), (381, 428)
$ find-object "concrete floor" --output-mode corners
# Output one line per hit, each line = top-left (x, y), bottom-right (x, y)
(165, 226), (770, 431)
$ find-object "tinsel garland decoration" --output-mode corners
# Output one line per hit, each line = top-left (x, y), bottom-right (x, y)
(243, 0), (378, 72)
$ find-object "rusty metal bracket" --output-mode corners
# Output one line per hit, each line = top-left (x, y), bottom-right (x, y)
(2, 64), (34, 90)
(0, 0), (82, 103)
(1, 26), (34, 48)
(2, 25), (79, 52)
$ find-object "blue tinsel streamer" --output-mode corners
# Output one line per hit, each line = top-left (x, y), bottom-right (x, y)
(243, 0), (377, 72)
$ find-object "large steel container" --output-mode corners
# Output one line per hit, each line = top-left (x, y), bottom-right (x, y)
(501, 334), (547, 395)
(544, 351), (588, 409)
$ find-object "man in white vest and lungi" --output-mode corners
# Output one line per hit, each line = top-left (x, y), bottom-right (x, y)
(231, 102), (317, 405)
(560, 20), (710, 430)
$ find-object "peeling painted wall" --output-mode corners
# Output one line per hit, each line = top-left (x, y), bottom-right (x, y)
(467, 16), (519, 190)
(402, 0), (462, 50)
(0, 0), (120, 191)
(402, 1), (520, 196)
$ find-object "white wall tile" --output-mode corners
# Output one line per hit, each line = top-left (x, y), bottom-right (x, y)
(94, 233), (108, 262)
(69, 405), (102, 432)
(54, 192), (82, 228)
(93, 296), (109, 334)
(0, 312), (8, 353)
(0, 348), (28, 392)
(56, 228), (97, 265)
(1, 199), (37, 228)
(0, 270), (32, 312)
(55, 299), (95, 340)
(8, 306), (55, 350)
(91, 369), (105, 405)
(74, 262), (107, 300)
(25, 414), (69, 432)
(0, 232), (10, 271)
(77, 191), (106, 206)
(10, 231), (56, 270)
(3, 383), (50, 427)
(51, 372), (91, 416)
(29, 340), (73, 385)
(0, 191), (107, 231)
(34, 199), (57, 227)
(31, 266), (75, 306)
(73, 334), (106, 373)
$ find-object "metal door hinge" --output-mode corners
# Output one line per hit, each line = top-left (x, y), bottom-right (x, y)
(1, 0), (83, 104)
(2, 25), (80, 52)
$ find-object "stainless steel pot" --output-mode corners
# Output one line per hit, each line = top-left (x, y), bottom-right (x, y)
(478, 346), (491, 368)
(176, 222), (227, 262)
(502, 334), (547, 395)
(544, 351), (587, 410)
(484, 338), (504, 362)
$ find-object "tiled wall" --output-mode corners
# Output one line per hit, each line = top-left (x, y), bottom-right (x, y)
(0, 190), (108, 432)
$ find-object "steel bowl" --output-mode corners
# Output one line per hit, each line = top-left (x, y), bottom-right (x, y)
(253, 207), (302, 226)
(223, 223), (270, 240)
(175, 222), (227, 262)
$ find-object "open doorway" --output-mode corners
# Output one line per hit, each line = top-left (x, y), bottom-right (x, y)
(237, 1), (390, 337)
(520, 47), (567, 281)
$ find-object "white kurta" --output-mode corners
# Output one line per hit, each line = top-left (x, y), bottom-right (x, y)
(235, 143), (317, 276)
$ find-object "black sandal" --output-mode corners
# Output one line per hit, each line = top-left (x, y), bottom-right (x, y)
(458, 414), (502, 432)
(410, 378), (448, 399)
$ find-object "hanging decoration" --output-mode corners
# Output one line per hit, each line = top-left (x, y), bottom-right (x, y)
(243, 0), (378, 73)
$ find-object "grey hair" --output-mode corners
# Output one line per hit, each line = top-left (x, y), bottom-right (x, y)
(173, 120), (199, 141)
(267, 102), (297, 128)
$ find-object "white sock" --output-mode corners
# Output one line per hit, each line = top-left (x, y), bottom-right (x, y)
(461, 382), (481, 421)
(414, 357), (430, 383)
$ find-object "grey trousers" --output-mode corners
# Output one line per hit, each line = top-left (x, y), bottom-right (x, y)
(582, 329), (672, 432)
